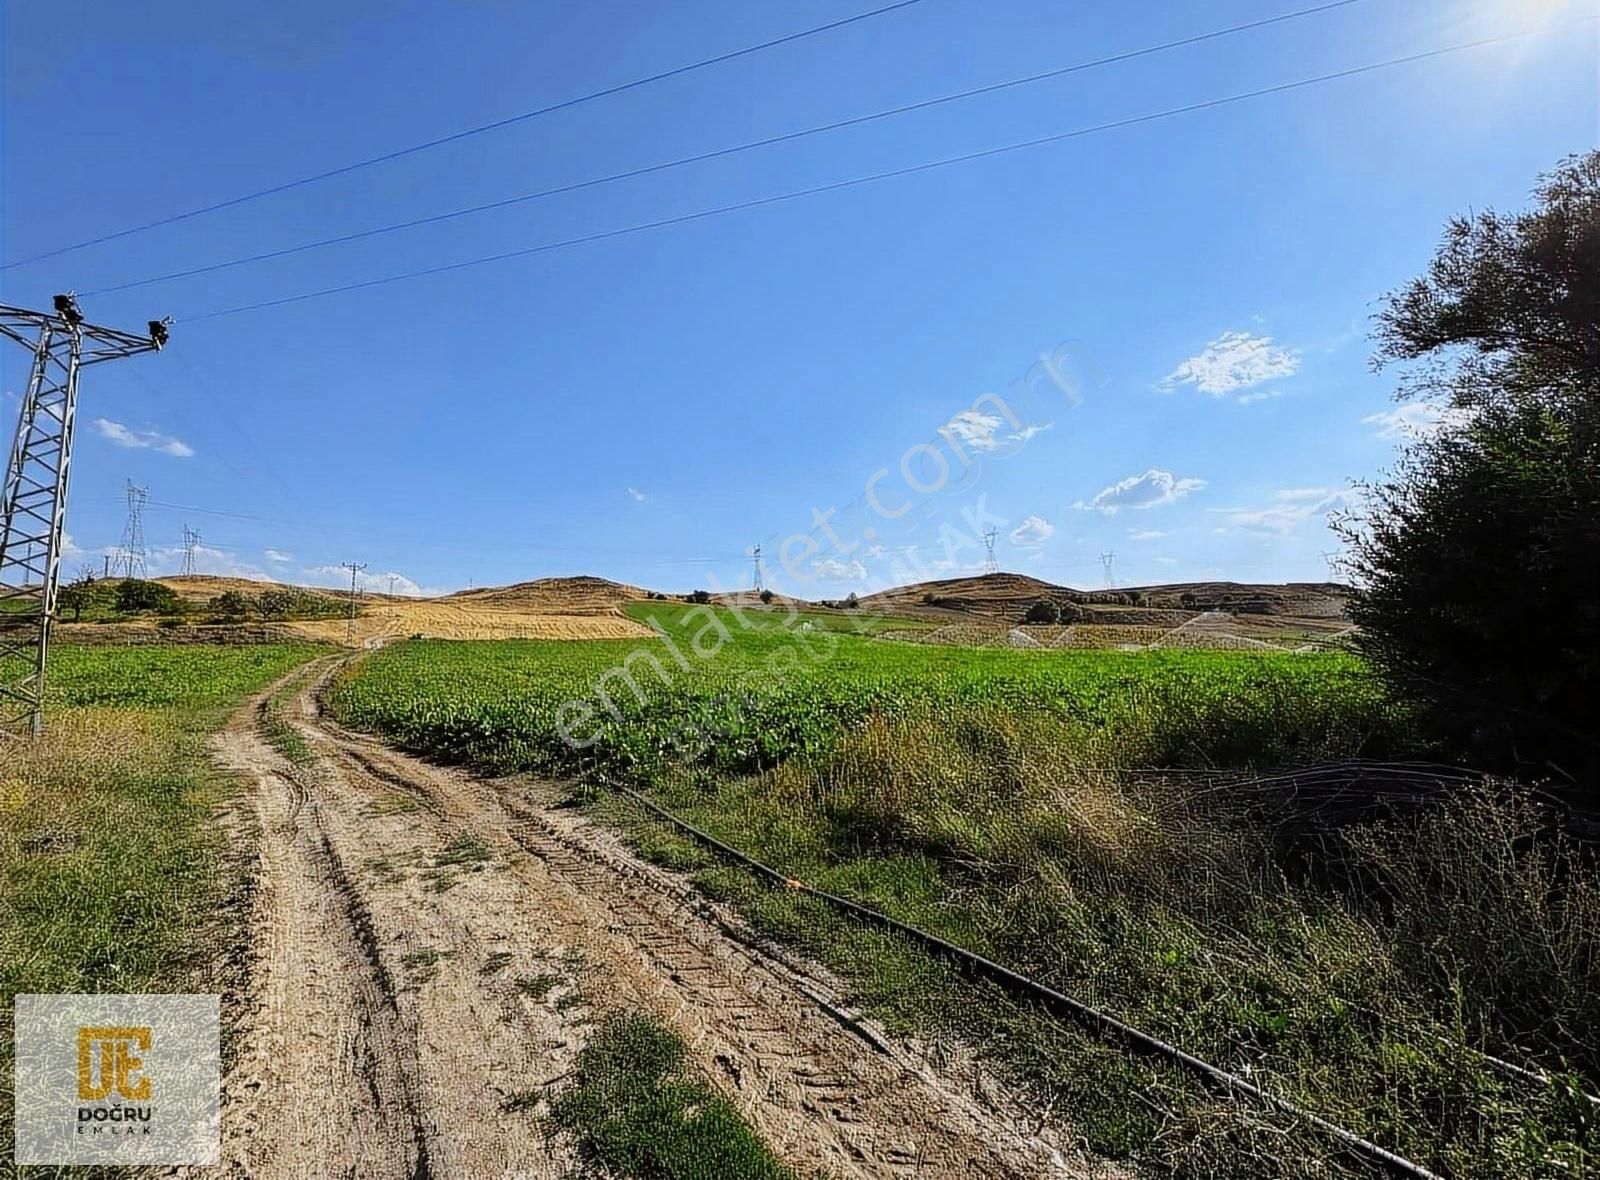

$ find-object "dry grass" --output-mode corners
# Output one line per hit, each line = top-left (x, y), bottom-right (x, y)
(284, 600), (651, 645)
(150, 574), (654, 645)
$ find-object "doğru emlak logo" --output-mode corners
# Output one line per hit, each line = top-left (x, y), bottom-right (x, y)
(13, 995), (219, 1165)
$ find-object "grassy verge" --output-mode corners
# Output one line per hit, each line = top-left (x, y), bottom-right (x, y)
(586, 723), (1599, 1180)
(0, 643), (324, 1173)
(547, 1011), (794, 1180)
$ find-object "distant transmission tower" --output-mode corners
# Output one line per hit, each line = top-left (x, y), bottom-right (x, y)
(1320, 550), (1341, 582)
(751, 544), (764, 593)
(387, 573), (399, 598)
(341, 561), (366, 645)
(0, 295), (168, 739)
(118, 480), (149, 579)
(982, 528), (999, 576)
(180, 524), (201, 577)
(1100, 551), (1117, 589)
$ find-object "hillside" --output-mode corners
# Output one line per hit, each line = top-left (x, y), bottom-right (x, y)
(448, 575), (649, 614)
(858, 573), (1352, 622)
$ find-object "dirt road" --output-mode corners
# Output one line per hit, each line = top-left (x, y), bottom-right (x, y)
(204, 657), (1092, 1179)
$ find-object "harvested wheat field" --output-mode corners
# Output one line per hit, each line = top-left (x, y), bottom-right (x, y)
(154, 574), (654, 645)
(287, 600), (650, 645)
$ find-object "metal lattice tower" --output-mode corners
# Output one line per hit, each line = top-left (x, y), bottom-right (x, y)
(0, 296), (168, 739)
(751, 544), (763, 592)
(982, 528), (999, 576)
(341, 561), (366, 645)
(181, 524), (201, 577)
(1100, 551), (1117, 589)
(117, 480), (149, 579)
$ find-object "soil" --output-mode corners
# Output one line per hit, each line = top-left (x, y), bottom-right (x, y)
(197, 658), (1104, 1179)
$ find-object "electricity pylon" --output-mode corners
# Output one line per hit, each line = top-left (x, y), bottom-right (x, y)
(341, 561), (366, 645)
(0, 295), (168, 739)
(118, 480), (149, 578)
(1100, 551), (1117, 589)
(982, 528), (999, 576)
(181, 524), (201, 577)
(751, 544), (763, 593)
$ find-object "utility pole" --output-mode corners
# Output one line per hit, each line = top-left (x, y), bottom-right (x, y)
(180, 524), (201, 577)
(1100, 551), (1116, 589)
(982, 528), (999, 576)
(751, 544), (763, 593)
(341, 561), (366, 645)
(0, 295), (168, 740)
(387, 573), (399, 598)
(118, 480), (149, 579)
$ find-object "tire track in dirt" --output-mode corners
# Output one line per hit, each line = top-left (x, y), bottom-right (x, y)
(206, 657), (1103, 1178)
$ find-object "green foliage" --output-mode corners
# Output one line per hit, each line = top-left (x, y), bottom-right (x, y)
(325, 604), (1399, 789)
(114, 577), (181, 615)
(209, 589), (250, 621)
(254, 587), (346, 621)
(548, 1012), (792, 1180)
(1346, 151), (1600, 790)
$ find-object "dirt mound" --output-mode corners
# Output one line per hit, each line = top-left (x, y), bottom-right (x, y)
(861, 573), (1351, 624)
(449, 575), (648, 613)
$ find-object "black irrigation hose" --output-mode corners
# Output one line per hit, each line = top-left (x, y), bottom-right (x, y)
(611, 783), (1447, 1180)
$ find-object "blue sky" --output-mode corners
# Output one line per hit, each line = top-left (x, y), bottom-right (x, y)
(2, 0), (1595, 597)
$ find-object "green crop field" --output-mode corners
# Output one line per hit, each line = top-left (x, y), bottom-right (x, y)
(328, 601), (1398, 786)
(326, 609), (1597, 1178)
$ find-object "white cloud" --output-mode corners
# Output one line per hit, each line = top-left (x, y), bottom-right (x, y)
(92, 417), (193, 457)
(300, 564), (444, 598)
(1161, 330), (1300, 396)
(1008, 514), (1055, 549)
(1127, 529), (1168, 541)
(1362, 401), (1476, 440)
(626, 487), (647, 503)
(942, 410), (1053, 452)
(1079, 469), (1206, 514)
(1236, 388), (1282, 405)
(1213, 487), (1355, 536)
(812, 557), (869, 582)
(943, 410), (1005, 451)
(264, 548), (293, 563)
(143, 543), (274, 582)
(1153, 556), (1179, 566)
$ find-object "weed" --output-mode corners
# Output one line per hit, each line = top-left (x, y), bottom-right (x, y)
(547, 1011), (792, 1180)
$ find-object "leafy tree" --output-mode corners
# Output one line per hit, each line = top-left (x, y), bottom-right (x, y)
(1024, 599), (1060, 624)
(115, 578), (180, 615)
(256, 589), (292, 620)
(209, 590), (250, 622)
(758, 588), (775, 605)
(1339, 151), (1599, 789)
(688, 589), (712, 605)
(57, 575), (93, 621)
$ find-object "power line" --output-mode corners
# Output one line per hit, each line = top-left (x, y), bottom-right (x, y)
(1, 0), (932, 272)
(178, 22), (1581, 325)
(86, 0), (1367, 298)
